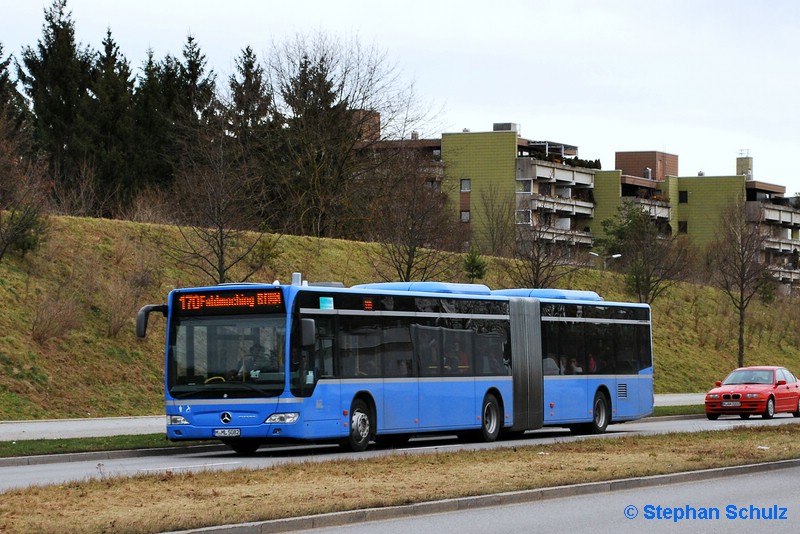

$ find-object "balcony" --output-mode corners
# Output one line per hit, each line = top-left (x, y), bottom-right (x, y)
(515, 225), (594, 246)
(762, 236), (800, 254)
(517, 193), (594, 217)
(516, 158), (595, 187)
(770, 265), (800, 285)
(747, 201), (800, 228)
(629, 197), (671, 221)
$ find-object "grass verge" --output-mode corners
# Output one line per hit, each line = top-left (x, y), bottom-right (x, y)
(1, 424), (798, 533)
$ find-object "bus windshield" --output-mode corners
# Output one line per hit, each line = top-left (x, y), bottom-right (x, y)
(168, 315), (286, 398)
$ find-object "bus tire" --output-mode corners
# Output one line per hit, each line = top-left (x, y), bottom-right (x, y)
(344, 398), (373, 452)
(588, 391), (610, 434)
(480, 394), (501, 442)
(223, 439), (260, 455)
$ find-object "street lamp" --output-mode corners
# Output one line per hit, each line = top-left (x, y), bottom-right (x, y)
(589, 252), (622, 270)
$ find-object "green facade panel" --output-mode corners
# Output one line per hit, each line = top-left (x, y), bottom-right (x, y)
(442, 131), (518, 249)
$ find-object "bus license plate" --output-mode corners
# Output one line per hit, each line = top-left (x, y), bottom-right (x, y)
(213, 428), (241, 437)
(721, 401), (741, 407)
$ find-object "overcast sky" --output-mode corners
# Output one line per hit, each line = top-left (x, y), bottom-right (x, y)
(5, 0), (800, 194)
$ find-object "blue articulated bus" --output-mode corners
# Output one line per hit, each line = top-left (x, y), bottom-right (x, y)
(137, 273), (653, 454)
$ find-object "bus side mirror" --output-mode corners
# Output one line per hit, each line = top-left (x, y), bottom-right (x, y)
(301, 318), (316, 347)
(136, 304), (168, 338)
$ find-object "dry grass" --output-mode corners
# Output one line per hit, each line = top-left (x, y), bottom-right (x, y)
(1, 425), (799, 533)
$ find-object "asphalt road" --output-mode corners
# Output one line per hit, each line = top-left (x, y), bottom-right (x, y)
(0, 393), (707, 442)
(286, 464), (800, 534)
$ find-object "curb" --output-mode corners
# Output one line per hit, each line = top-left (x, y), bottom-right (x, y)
(0, 444), (227, 468)
(163, 458), (800, 533)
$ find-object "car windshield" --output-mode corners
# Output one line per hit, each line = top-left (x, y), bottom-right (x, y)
(722, 369), (773, 385)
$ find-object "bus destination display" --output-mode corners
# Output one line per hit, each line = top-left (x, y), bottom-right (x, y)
(174, 289), (284, 316)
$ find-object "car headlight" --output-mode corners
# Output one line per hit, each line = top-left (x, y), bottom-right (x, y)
(707, 394), (720, 400)
(744, 393), (761, 399)
(167, 415), (190, 425)
(265, 413), (299, 424)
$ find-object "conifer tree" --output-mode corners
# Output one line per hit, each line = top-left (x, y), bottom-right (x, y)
(18, 0), (94, 204)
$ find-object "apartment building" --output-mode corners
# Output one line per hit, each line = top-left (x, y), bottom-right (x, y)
(595, 151), (800, 290)
(440, 123), (596, 254)
(375, 120), (800, 291)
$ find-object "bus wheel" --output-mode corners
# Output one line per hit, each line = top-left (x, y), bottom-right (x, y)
(589, 391), (609, 434)
(223, 439), (260, 455)
(344, 399), (373, 452)
(480, 394), (501, 442)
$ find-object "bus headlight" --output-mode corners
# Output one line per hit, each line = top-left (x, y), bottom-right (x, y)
(167, 415), (190, 425)
(265, 413), (299, 424)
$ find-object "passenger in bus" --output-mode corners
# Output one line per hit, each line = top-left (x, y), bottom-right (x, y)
(235, 345), (259, 376)
(543, 355), (559, 375)
(569, 357), (583, 374)
(358, 357), (378, 376)
(397, 359), (411, 377)
(445, 341), (469, 373)
(238, 343), (278, 377)
(424, 342), (440, 374)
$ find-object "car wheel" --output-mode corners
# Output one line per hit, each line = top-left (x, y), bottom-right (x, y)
(706, 413), (719, 420)
(762, 397), (775, 419)
(739, 414), (750, 420)
(793, 399), (800, 418)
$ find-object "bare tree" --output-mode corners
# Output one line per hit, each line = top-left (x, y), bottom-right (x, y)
(366, 147), (464, 281)
(264, 32), (434, 239)
(707, 195), (771, 367)
(170, 109), (280, 284)
(478, 181), (515, 257)
(502, 224), (581, 289)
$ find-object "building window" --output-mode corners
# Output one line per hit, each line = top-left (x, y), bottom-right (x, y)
(515, 210), (531, 225)
(460, 179), (471, 192)
(460, 211), (470, 223)
(678, 191), (688, 203)
(516, 179), (532, 193)
(678, 221), (688, 233)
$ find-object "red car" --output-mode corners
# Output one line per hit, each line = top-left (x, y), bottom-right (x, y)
(705, 366), (800, 420)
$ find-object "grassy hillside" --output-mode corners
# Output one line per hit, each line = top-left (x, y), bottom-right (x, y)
(1, 215), (799, 420)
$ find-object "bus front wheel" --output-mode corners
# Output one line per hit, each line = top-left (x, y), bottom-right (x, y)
(480, 394), (501, 442)
(344, 399), (373, 452)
